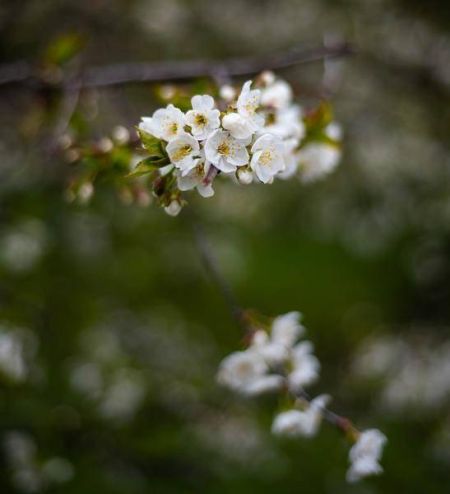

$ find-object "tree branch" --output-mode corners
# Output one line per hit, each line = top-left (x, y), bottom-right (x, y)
(0, 42), (353, 90)
(188, 212), (358, 437)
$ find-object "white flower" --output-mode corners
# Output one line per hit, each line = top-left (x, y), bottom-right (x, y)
(278, 138), (300, 180)
(245, 374), (285, 395)
(219, 84), (236, 102)
(271, 311), (304, 347)
(261, 79), (293, 110)
(139, 104), (186, 142)
(347, 429), (387, 483)
(222, 80), (265, 139)
(177, 153), (214, 198)
(250, 134), (285, 183)
(298, 143), (341, 183)
(185, 95), (220, 140)
(325, 122), (343, 141)
(249, 312), (303, 366)
(166, 133), (200, 175)
(237, 81), (264, 122)
(164, 200), (182, 217)
(236, 167), (254, 185)
(288, 341), (320, 390)
(217, 350), (283, 396)
(272, 395), (330, 438)
(264, 105), (305, 141)
(204, 129), (249, 173)
(250, 329), (289, 366)
(222, 113), (257, 140)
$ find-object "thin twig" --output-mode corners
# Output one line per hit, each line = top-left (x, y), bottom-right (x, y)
(46, 77), (81, 152)
(188, 212), (247, 331)
(0, 42), (354, 90)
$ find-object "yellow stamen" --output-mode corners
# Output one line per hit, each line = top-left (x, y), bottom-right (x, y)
(172, 145), (192, 162)
(218, 141), (230, 156)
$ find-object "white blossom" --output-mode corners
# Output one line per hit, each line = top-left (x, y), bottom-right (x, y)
(217, 350), (283, 396)
(185, 95), (220, 140)
(288, 341), (320, 391)
(264, 105), (305, 141)
(236, 167), (254, 185)
(250, 329), (289, 366)
(219, 84), (237, 102)
(222, 80), (265, 139)
(261, 79), (293, 110)
(325, 121), (343, 141)
(272, 395), (330, 438)
(164, 200), (182, 217)
(139, 104), (186, 142)
(347, 429), (387, 482)
(298, 143), (341, 183)
(166, 132), (200, 174)
(205, 129), (249, 173)
(222, 112), (258, 140)
(177, 153), (214, 198)
(278, 138), (300, 180)
(250, 134), (285, 183)
(249, 312), (304, 366)
(271, 311), (304, 347)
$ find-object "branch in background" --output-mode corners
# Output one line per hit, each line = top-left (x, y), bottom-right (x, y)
(0, 42), (353, 89)
(189, 212), (358, 438)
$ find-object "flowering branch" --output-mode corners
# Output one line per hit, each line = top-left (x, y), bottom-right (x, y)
(191, 211), (386, 482)
(0, 42), (353, 89)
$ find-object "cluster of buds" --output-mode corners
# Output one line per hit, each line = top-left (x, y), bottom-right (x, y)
(217, 310), (386, 483)
(136, 72), (343, 216)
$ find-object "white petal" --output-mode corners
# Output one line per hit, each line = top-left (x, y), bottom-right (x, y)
(191, 94), (215, 111)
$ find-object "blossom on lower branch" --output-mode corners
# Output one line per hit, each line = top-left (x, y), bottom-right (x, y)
(347, 429), (387, 482)
(216, 310), (387, 483)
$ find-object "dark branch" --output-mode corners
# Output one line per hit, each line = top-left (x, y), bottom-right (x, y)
(188, 211), (247, 331)
(0, 42), (353, 89)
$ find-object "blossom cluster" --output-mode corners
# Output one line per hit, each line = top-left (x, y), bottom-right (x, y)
(216, 310), (386, 483)
(137, 72), (342, 215)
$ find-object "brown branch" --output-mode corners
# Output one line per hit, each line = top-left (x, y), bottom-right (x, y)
(0, 42), (354, 90)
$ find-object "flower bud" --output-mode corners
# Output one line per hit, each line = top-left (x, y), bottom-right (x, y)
(78, 182), (94, 203)
(112, 126), (130, 145)
(237, 167), (253, 185)
(97, 137), (113, 153)
(260, 70), (276, 86)
(219, 84), (236, 102)
(164, 200), (182, 217)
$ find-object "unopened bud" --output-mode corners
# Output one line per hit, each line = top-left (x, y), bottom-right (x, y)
(97, 137), (113, 153)
(219, 84), (236, 102)
(237, 167), (253, 185)
(160, 84), (176, 100)
(78, 182), (94, 203)
(112, 126), (130, 145)
(260, 70), (276, 86)
(164, 200), (182, 217)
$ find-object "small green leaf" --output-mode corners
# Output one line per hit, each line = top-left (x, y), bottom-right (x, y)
(136, 128), (167, 157)
(126, 157), (170, 178)
(44, 33), (84, 66)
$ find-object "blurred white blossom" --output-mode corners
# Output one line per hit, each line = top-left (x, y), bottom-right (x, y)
(347, 429), (387, 482)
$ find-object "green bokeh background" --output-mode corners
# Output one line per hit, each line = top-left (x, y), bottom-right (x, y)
(0, 0), (449, 493)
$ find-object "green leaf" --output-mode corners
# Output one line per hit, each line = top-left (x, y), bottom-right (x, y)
(126, 157), (170, 178)
(136, 128), (167, 158)
(44, 33), (84, 66)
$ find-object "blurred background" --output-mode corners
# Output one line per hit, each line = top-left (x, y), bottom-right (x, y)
(0, 0), (449, 492)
